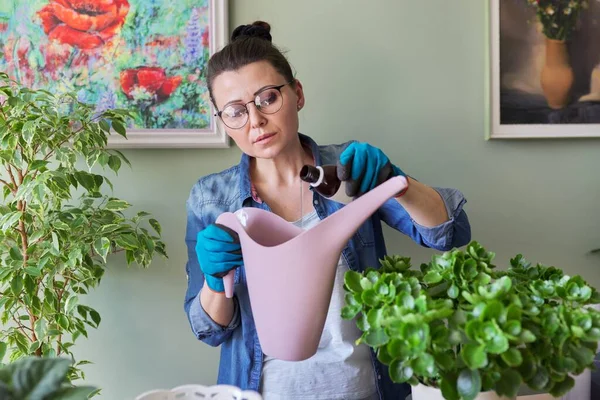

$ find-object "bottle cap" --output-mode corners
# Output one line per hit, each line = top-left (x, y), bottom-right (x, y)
(299, 165), (324, 187)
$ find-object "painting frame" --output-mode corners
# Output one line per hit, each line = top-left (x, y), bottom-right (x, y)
(108, 0), (229, 148)
(487, 0), (600, 139)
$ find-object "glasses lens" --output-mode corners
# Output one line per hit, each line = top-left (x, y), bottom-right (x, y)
(255, 89), (283, 114)
(221, 104), (248, 129)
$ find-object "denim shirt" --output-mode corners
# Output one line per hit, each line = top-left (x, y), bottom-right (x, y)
(184, 133), (471, 399)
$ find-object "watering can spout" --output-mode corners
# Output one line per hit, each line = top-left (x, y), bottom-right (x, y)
(214, 175), (408, 361)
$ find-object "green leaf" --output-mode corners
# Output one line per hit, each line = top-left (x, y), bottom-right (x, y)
(65, 295), (79, 315)
(10, 357), (71, 399)
(461, 343), (488, 369)
(99, 119), (111, 133)
(364, 328), (389, 347)
(495, 369), (522, 398)
(456, 369), (481, 400)
(1, 211), (22, 231)
(412, 352), (436, 377)
(447, 283), (459, 299)
(34, 319), (47, 342)
(434, 352), (455, 371)
(24, 267), (41, 277)
(549, 375), (575, 397)
(519, 329), (536, 343)
(149, 218), (161, 235)
(112, 120), (126, 137)
(569, 344), (595, 366)
(108, 155), (122, 173)
(0, 342), (6, 362)
(366, 308), (384, 328)
(89, 309), (101, 327)
(361, 289), (380, 307)
(481, 300), (504, 321)
(73, 171), (97, 192)
(424, 271), (443, 284)
(345, 272), (364, 293)
(528, 365), (550, 391)
(57, 314), (69, 330)
(501, 348), (523, 367)
(105, 199), (130, 211)
(51, 232), (60, 254)
(440, 373), (460, 400)
(389, 360), (413, 383)
(11, 275), (23, 295)
(9, 246), (23, 261)
(115, 233), (138, 250)
(94, 237), (111, 262)
(504, 320), (521, 336)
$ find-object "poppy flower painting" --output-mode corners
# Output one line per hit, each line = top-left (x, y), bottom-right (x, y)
(0, 0), (228, 147)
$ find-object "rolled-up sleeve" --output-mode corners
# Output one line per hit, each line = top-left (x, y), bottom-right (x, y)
(183, 183), (241, 346)
(378, 186), (471, 251)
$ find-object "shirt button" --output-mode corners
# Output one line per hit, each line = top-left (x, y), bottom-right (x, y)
(313, 199), (319, 205)
(378, 375), (381, 380)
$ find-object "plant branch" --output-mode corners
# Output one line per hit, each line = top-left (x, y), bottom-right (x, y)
(11, 315), (32, 334)
(7, 164), (17, 188)
(43, 123), (87, 163)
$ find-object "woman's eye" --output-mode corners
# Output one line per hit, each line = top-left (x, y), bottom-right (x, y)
(259, 91), (278, 106)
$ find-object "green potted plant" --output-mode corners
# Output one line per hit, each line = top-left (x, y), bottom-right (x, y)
(0, 356), (96, 399)
(342, 242), (600, 400)
(0, 72), (167, 386)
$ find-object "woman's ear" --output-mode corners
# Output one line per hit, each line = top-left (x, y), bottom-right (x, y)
(293, 79), (305, 111)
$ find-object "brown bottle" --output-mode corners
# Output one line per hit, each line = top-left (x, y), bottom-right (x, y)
(299, 164), (354, 204)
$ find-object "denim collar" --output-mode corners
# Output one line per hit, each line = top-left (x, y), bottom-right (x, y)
(238, 132), (321, 203)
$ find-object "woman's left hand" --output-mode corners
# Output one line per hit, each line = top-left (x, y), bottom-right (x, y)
(337, 142), (406, 197)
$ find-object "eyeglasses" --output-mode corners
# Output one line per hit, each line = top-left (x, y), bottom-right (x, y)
(215, 81), (294, 129)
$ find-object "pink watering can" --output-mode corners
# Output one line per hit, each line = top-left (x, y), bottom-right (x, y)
(215, 175), (409, 361)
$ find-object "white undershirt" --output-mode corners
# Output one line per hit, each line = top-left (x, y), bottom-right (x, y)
(259, 211), (378, 400)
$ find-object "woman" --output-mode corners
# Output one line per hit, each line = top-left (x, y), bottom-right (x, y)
(184, 21), (471, 400)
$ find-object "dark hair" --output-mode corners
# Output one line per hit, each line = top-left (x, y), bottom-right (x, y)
(207, 21), (295, 104)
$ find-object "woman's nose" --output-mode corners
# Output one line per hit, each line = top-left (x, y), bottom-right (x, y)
(247, 104), (267, 128)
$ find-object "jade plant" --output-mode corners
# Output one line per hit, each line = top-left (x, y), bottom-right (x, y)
(342, 241), (600, 400)
(0, 72), (167, 384)
(0, 356), (95, 399)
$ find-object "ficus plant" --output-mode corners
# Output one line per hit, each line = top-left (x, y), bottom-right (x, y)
(342, 241), (600, 400)
(0, 72), (167, 385)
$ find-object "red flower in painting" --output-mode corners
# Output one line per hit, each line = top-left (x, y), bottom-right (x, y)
(201, 29), (209, 47)
(119, 67), (182, 102)
(37, 0), (130, 50)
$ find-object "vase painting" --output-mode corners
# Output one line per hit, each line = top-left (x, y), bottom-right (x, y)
(489, 0), (600, 138)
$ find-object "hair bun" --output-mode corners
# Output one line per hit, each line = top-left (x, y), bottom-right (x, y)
(231, 21), (272, 43)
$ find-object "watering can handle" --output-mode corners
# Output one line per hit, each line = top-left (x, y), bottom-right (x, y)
(223, 270), (235, 298)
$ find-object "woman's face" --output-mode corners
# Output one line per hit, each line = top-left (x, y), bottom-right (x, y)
(211, 61), (305, 159)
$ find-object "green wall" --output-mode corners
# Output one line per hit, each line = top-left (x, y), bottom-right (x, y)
(76, 1), (600, 398)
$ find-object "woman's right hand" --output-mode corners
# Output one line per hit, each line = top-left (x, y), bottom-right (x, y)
(195, 223), (243, 293)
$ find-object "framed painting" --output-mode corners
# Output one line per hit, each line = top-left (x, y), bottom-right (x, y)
(0, 0), (229, 148)
(488, 0), (600, 139)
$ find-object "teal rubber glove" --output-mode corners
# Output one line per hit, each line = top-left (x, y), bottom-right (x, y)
(195, 223), (243, 293)
(337, 142), (406, 198)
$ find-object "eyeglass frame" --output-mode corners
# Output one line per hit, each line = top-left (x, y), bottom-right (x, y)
(213, 80), (295, 129)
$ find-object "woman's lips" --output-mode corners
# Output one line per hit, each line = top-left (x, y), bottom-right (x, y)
(254, 133), (276, 144)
